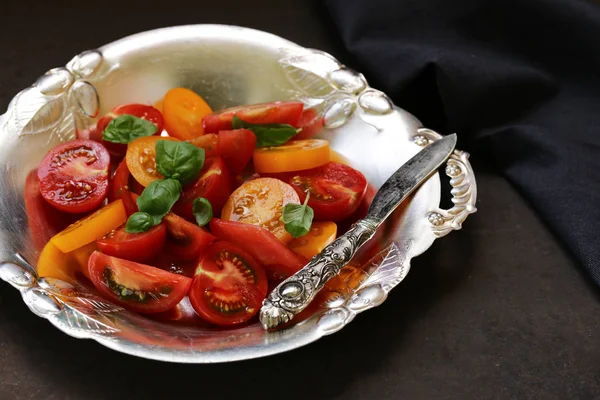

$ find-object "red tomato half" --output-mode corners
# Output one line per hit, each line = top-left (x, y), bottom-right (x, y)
(38, 139), (110, 214)
(96, 223), (166, 263)
(209, 219), (307, 282)
(202, 101), (304, 134)
(190, 129), (256, 175)
(164, 213), (216, 261)
(287, 162), (368, 222)
(88, 251), (191, 314)
(189, 241), (268, 326)
(107, 158), (138, 216)
(24, 170), (82, 251)
(173, 157), (232, 220)
(97, 104), (164, 158)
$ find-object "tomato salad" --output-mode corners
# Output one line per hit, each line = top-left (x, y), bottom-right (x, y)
(30, 88), (370, 327)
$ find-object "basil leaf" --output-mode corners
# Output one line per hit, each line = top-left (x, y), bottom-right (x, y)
(124, 212), (155, 233)
(282, 194), (314, 238)
(231, 116), (300, 147)
(136, 178), (182, 225)
(155, 140), (205, 185)
(102, 114), (157, 144)
(192, 197), (213, 227)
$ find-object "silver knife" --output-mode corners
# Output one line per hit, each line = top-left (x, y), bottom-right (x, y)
(259, 133), (457, 330)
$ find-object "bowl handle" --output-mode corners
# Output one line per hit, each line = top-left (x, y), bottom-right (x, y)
(413, 128), (478, 238)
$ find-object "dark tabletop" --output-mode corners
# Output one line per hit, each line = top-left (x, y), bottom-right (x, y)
(1, 1), (599, 399)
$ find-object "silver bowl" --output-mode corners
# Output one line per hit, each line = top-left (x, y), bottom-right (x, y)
(0, 25), (477, 363)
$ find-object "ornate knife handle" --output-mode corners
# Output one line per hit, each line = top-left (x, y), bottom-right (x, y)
(260, 218), (379, 329)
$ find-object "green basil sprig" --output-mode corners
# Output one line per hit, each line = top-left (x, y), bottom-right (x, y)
(282, 194), (314, 238)
(124, 178), (182, 233)
(102, 114), (157, 144)
(155, 140), (205, 185)
(231, 116), (300, 147)
(192, 197), (213, 227)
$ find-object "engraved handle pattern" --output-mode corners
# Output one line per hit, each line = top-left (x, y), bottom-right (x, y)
(260, 219), (379, 329)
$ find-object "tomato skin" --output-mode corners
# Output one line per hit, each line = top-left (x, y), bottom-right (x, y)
(24, 170), (82, 251)
(189, 129), (256, 174)
(38, 139), (110, 214)
(202, 101), (304, 134)
(173, 157), (232, 220)
(163, 213), (216, 261)
(163, 88), (213, 140)
(96, 224), (166, 263)
(295, 108), (324, 140)
(286, 162), (368, 222)
(88, 251), (192, 314)
(253, 139), (330, 174)
(189, 241), (268, 326)
(210, 219), (307, 282)
(108, 158), (138, 216)
(96, 104), (164, 158)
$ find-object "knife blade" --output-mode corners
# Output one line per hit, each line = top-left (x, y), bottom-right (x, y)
(260, 134), (458, 330)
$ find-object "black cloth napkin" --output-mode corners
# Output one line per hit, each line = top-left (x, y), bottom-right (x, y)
(325, 0), (600, 285)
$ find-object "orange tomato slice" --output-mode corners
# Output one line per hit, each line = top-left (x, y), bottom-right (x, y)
(253, 139), (330, 173)
(37, 242), (79, 283)
(70, 242), (97, 280)
(288, 221), (337, 259)
(221, 177), (299, 243)
(163, 88), (213, 140)
(50, 199), (128, 253)
(126, 136), (179, 187)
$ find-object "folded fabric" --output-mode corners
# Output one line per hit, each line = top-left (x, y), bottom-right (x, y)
(325, 0), (600, 285)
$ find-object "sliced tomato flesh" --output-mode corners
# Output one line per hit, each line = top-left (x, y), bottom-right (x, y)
(163, 213), (216, 261)
(189, 241), (268, 326)
(88, 251), (191, 314)
(173, 156), (232, 220)
(202, 101), (304, 134)
(38, 139), (110, 214)
(209, 219), (307, 282)
(287, 162), (368, 222)
(96, 223), (166, 263)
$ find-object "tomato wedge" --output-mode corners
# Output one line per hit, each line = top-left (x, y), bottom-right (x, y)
(97, 104), (164, 158)
(189, 129), (256, 174)
(173, 157), (232, 220)
(295, 108), (324, 140)
(288, 221), (337, 260)
(163, 88), (213, 140)
(37, 242), (79, 284)
(24, 170), (82, 251)
(287, 162), (368, 222)
(50, 199), (128, 253)
(108, 158), (138, 216)
(189, 241), (268, 326)
(203, 101), (304, 134)
(88, 251), (192, 314)
(163, 213), (216, 261)
(96, 224), (166, 263)
(38, 139), (110, 214)
(253, 139), (330, 173)
(125, 136), (179, 187)
(221, 177), (299, 243)
(210, 219), (307, 282)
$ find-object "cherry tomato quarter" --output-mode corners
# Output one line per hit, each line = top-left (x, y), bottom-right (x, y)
(96, 223), (166, 263)
(202, 101), (304, 134)
(210, 219), (307, 282)
(163, 88), (212, 140)
(253, 139), (330, 174)
(88, 251), (192, 314)
(163, 213), (216, 261)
